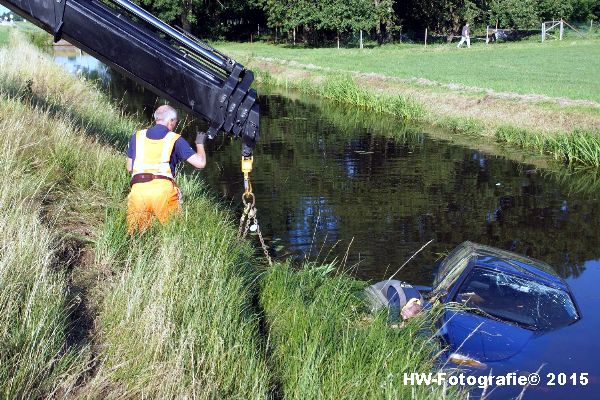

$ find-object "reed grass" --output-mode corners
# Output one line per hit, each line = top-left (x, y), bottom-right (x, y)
(260, 70), (424, 121)
(260, 262), (459, 399)
(495, 125), (600, 167)
(0, 97), (87, 399)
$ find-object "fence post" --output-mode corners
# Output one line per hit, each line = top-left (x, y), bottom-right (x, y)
(424, 28), (427, 47)
(360, 30), (363, 49)
(559, 19), (564, 40)
(541, 22), (545, 43)
(486, 25), (489, 44)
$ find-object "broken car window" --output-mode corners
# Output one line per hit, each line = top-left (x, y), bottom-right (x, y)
(455, 267), (579, 330)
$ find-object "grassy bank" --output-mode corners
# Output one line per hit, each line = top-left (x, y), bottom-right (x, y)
(0, 98), (85, 398)
(1, 32), (457, 398)
(0, 33), (271, 398)
(224, 40), (600, 167)
(261, 263), (452, 399)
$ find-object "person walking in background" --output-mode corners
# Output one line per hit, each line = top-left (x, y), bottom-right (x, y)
(457, 22), (471, 48)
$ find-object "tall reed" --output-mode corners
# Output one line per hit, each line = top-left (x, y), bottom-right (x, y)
(260, 262), (460, 399)
(0, 97), (86, 399)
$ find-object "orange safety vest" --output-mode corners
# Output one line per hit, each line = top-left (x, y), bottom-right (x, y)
(131, 129), (180, 178)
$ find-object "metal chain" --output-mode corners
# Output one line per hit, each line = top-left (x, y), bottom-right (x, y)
(237, 202), (251, 239)
(253, 214), (273, 266)
(238, 193), (273, 266)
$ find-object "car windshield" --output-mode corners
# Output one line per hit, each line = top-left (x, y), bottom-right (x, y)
(455, 268), (579, 330)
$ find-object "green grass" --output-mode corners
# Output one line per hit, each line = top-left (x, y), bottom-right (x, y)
(220, 39), (600, 103)
(0, 30), (461, 399)
(261, 262), (459, 399)
(0, 26), (10, 46)
(0, 97), (86, 399)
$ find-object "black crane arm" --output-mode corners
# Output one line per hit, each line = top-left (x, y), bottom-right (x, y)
(0, 0), (259, 156)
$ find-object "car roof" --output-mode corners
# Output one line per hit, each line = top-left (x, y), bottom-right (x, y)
(457, 241), (568, 290)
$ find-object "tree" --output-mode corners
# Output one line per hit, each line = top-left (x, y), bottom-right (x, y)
(490, 0), (539, 29)
(396, 0), (486, 40)
(318, 0), (379, 47)
(135, 0), (260, 38)
(571, 0), (600, 20)
(539, 0), (575, 21)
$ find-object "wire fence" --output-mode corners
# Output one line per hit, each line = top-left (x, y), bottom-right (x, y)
(240, 20), (599, 48)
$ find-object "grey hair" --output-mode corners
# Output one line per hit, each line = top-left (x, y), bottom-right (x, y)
(154, 105), (177, 123)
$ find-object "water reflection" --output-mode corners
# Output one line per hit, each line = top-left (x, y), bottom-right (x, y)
(217, 93), (600, 285)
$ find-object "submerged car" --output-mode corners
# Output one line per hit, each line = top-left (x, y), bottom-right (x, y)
(366, 241), (581, 367)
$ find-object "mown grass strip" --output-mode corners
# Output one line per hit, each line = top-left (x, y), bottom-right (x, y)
(220, 39), (600, 103)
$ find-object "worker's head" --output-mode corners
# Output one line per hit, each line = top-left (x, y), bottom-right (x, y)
(154, 105), (178, 131)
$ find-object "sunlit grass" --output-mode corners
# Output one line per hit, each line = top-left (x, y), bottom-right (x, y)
(261, 262), (460, 399)
(0, 95), (88, 399)
(0, 26), (10, 46)
(1, 32), (271, 398)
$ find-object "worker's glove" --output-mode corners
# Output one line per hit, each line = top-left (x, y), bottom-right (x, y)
(195, 131), (208, 145)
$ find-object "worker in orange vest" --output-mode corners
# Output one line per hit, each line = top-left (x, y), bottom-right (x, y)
(126, 104), (207, 232)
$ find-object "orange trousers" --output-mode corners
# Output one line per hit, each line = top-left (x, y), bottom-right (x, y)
(127, 179), (181, 233)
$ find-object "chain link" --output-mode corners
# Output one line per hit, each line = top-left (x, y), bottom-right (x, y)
(237, 202), (251, 239)
(237, 187), (273, 266)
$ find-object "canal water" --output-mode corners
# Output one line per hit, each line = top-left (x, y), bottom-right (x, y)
(54, 49), (600, 399)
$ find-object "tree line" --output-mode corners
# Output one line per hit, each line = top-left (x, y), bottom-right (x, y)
(134, 0), (600, 43)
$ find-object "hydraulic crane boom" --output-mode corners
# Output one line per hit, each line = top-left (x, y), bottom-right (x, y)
(0, 0), (260, 156)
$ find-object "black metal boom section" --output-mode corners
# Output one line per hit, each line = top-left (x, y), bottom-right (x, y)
(0, 0), (259, 156)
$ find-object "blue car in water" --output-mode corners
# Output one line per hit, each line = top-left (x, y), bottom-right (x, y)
(366, 241), (581, 369)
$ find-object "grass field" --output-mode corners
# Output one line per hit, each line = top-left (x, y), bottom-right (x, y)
(0, 31), (458, 399)
(220, 39), (600, 103)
